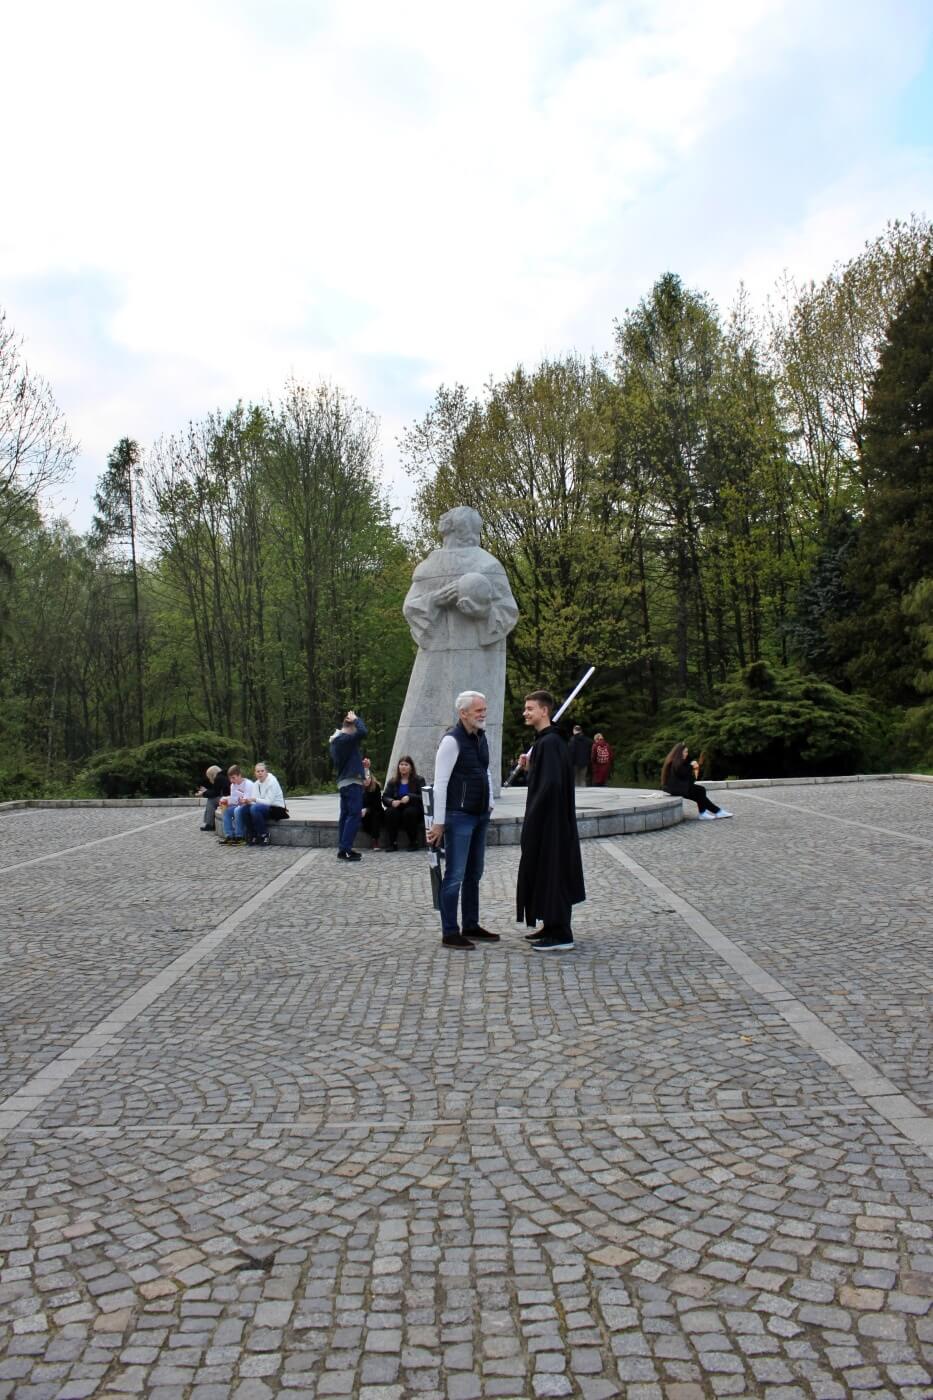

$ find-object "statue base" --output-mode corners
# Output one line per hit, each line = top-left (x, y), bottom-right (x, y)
(262, 787), (683, 847)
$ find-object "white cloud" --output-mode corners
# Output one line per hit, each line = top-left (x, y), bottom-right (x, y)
(2, 0), (931, 526)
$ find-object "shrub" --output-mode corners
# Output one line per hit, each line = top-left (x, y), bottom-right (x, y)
(628, 665), (886, 783)
(78, 731), (246, 798)
(701, 665), (884, 777)
(0, 758), (47, 803)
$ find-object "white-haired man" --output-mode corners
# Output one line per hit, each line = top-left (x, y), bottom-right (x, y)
(426, 691), (500, 950)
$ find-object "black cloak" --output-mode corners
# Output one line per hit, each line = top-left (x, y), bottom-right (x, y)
(516, 726), (586, 927)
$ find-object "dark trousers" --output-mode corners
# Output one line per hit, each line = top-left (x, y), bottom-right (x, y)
(338, 783), (364, 852)
(688, 782), (720, 814)
(384, 805), (422, 848)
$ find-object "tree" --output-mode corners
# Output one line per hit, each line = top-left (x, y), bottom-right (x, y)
(768, 216), (933, 530)
(835, 253), (933, 703)
(91, 438), (146, 744)
(0, 306), (76, 577)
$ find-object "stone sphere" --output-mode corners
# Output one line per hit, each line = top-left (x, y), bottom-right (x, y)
(457, 571), (492, 607)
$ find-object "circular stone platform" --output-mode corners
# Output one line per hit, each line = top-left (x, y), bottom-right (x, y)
(269, 786), (683, 848)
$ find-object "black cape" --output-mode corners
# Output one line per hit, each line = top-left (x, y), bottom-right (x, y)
(516, 726), (586, 926)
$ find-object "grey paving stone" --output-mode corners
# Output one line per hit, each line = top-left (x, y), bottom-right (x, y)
(0, 795), (931, 1397)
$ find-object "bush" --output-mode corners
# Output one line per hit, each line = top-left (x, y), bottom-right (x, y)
(701, 666), (882, 778)
(898, 701), (933, 771)
(0, 758), (48, 803)
(627, 664), (887, 783)
(78, 731), (246, 798)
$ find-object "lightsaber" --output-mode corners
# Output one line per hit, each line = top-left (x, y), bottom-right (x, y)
(504, 665), (596, 786)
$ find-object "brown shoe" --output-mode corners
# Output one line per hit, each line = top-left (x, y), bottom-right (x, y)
(464, 926), (500, 942)
(442, 934), (475, 950)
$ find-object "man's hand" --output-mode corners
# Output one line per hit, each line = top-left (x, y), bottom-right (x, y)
(517, 753), (529, 770)
(345, 709), (357, 723)
(427, 822), (444, 847)
(392, 799), (401, 808)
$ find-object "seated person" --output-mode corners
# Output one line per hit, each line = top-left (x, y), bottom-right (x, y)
(360, 769), (384, 849)
(660, 742), (732, 821)
(196, 764), (230, 831)
(242, 762), (288, 845)
(220, 765), (257, 841)
(382, 756), (425, 850)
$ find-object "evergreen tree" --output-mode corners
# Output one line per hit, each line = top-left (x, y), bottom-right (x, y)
(91, 438), (146, 744)
(836, 255), (933, 703)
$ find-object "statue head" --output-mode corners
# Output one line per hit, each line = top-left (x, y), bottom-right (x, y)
(439, 506), (482, 548)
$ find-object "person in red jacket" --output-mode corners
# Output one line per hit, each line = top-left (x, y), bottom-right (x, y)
(590, 732), (613, 786)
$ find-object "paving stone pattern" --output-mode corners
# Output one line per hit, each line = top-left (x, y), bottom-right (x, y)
(0, 791), (931, 1399)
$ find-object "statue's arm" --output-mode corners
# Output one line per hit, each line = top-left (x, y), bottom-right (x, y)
(479, 570), (519, 643)
(404, 574), (459, 646)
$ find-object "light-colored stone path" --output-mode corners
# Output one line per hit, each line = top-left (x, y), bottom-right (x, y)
(0, 784), (931, 1399)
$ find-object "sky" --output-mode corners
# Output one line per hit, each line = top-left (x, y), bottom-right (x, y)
(2, 0), (932, 530)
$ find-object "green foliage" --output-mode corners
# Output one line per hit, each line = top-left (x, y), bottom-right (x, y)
(628, 664), (883, 783)
(835, 253), (933, 703)
(701, 665), (881, 777)
(0, 757), (48, 802)
(78, 731), (245, 798)
(898, 701), (933, 768)
(789, 511), (859, 677)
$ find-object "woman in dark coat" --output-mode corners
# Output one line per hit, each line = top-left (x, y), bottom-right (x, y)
(197, 764), (230, 831)
(360, 772), (385, 849)
(516, 691), (586, 951)
(382, 756), (425, 850)
(660, 742), (731, 820)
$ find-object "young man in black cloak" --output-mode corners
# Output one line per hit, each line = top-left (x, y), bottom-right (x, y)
(516, 689), (586, 952)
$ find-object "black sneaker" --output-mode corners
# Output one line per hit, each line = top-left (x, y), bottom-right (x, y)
(256, 835), (270, 847)
(442, 933), (475, 949)
(531, 932), (575, 952)
(524, 930), (545, 941)
(464, 926), (500, 942)
(337, 849), (363, 862)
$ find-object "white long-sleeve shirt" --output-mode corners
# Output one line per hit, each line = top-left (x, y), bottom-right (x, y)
(431, 734), (493, 826)
(229, 777), (257, 806)
(255, 773), (285, 807)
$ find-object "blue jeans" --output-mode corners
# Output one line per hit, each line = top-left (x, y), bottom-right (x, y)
(247, 802), (271, 839)
(439, 810), (489, 936)
(222, 804), (250, 838)
(338, 783), (364, 853)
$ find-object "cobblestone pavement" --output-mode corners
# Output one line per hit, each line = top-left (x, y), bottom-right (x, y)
(0, 786), (931, 1399)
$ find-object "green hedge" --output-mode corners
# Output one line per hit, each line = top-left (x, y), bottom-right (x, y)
(78, 731), (247, 798)
(628, 664), (886, 783)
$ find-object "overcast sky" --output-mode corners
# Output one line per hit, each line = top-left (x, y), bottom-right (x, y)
(3, 0), (932, 529)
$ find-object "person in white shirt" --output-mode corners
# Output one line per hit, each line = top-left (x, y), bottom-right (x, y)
(220, 766), (257, 843)
(426, 691), (500, 950)
(242, 763), (287, 845)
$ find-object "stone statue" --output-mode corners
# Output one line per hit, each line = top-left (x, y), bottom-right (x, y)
(389, 506), (519, 794)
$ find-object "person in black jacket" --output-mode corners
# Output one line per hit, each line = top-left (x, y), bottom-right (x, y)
(360, 771), (385, 849)
(382, 756), (425, 850)
(516, 690), (586, 952)
(569, 724), (592, 786)
(660, 742), (732, 820)
(196, 764), (230, 831)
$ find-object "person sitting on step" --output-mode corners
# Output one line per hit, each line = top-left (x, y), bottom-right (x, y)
(196, 764), (230, 831)
(382, 756), (425, 850)
(360, 768), (385, 849)
(660, 742), (732, 821)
